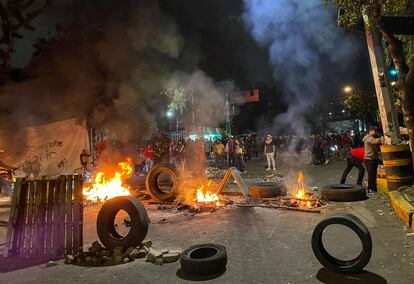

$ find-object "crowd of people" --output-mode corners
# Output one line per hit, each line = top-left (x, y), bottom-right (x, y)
(132, 131), (369, 176)
(133, 135), (260, 175)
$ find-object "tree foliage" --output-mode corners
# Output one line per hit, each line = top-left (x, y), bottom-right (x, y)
(161, 87), (188, 113)
(327, 0), (414, 65)
(0, 0), (54, 81)
(345, 89), (378, 123)
(326, 0), (414, 149)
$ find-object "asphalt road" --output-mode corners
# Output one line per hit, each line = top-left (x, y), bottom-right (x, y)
(1, 159), (414, 284)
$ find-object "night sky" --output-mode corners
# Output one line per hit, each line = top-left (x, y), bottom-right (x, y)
(9, 0), (374, 133)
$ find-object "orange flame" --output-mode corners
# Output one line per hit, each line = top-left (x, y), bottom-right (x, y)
(295, 171), (305, 199)
(83, 158), (132, 202)
(193, 180), (221, 206)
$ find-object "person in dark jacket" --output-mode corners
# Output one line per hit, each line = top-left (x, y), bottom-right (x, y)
(340, 148), (365, 185)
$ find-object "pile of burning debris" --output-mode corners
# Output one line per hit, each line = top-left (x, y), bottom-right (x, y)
(65, 240), (181, 266)
(240, 172), (327, 213)
(80, 158), (325, 215)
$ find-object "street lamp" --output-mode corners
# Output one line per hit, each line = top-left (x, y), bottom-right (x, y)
(166, 110), (174, 118)
(343, 85), (353, 93)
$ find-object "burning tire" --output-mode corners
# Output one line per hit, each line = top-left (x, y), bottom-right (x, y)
(249, 182), (286, 198)
(320, 184), (367, 202)
(312, 213), (372, 274)
(146, 163), (178, 202)
(97, 196), (149, 250)
(180, 243), (227, 275)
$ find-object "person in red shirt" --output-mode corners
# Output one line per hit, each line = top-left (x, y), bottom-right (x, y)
(340, 147), (365, 185)
(144, 144), (155, 172)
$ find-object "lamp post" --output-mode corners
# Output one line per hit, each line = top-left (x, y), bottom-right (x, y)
(167, 110), (178, 133)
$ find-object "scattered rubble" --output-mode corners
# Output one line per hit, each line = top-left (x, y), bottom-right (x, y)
(45, 261), (58, 268)
(254, 173), (285, 183)
(64, 240), (181, 267)
(205, 167), (226, 178)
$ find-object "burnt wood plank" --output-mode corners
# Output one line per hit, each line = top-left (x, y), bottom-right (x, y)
(3, 178), (22, 257)
(57, 176), (67, 257)
(45, 179), (55, 256)
(65, 175), (73, 255)
(73, 175), (83, 254)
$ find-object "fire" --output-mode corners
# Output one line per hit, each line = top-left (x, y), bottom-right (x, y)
(293, 171), (311, 208)
(295, 171), (305, 199)
(83, 158), (132, 202)
(193, 180), (222, 207)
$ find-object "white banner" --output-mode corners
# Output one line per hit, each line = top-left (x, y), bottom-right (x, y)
(0, 118), (89, 178)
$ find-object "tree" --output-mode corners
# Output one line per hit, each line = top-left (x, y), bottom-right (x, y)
(0, 0), (53, 83)
(344, 89), (379, 124)
(326, 1), (414, 149)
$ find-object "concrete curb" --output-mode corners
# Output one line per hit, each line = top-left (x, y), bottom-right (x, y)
(389, 190), (414, 229)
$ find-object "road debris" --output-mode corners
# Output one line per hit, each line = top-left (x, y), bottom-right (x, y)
(64, 240), (181, 267)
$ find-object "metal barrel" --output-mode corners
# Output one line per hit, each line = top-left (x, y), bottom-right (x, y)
(376, 165), (388, 196)
(380, 144), (414, 191)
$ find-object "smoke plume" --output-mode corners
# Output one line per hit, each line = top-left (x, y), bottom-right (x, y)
(163, 70), (239, 131)
(242, 0), (358, 137)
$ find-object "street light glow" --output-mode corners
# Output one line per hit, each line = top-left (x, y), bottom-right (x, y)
(391, 81), (397, 86)
(342, 109), (345, 113)
(166, 110), (173, 118)
(328, 112), (332, 115)
(343, 85), (353, 93)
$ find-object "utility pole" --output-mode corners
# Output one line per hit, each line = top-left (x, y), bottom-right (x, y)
(363, 14), (400, 144)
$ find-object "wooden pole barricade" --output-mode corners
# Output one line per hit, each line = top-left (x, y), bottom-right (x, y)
(3, 175), (83, 259)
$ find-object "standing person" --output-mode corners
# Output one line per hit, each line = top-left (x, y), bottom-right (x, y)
(264, 135), (276, 171)
(363, 127), (384, 193)
(340, 147), (365, 185)
(153, 141), (162, 164)
(176, 140), (186, 170)
(160, 142), (170, 163)
(143, 144), (155, 172)
(214, 139), (225, 169)
(226, 138), (236, 167)
(234, 139), (246, 172)
(170, 140), (177, 165)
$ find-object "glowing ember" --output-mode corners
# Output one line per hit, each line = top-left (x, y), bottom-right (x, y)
(193, 180), (222, 207)
(83, 158), (132, 202)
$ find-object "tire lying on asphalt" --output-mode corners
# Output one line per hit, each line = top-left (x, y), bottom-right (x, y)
(180, 243), (227, 275)
(248, 182), (287, 198)
(311, 213), (372, 274)
(320, 184), (367, 202)
(97, 196), (149, 250)
(146, 163), (178, 202)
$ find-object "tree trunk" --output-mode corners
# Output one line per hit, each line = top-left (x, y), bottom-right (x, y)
(370, 1), (414, 166)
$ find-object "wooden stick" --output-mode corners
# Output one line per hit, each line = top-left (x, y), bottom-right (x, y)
(235, 203), (321, 213)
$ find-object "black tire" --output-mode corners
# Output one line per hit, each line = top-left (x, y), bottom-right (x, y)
(311, 213), (372, 274)
(146, 163), (178, 202)
(248, 182), (286, 198)
(97, 196), (149, 250)
(180, 243), (227, 276)
(320, 184), (367, 202)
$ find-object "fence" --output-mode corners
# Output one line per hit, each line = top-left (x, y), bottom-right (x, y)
(3, 175), (83, 258)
